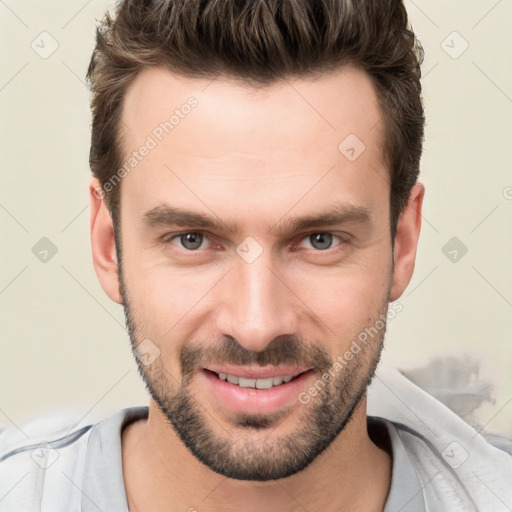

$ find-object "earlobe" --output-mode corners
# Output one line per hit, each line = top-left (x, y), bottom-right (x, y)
(389, 182), (425, 302)
(89, 179), (122, 304)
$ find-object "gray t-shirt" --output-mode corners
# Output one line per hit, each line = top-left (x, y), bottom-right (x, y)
(0, 406), (424, 511)
(1, 368), (511, 511)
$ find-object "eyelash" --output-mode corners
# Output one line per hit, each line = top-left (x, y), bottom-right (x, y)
(162, 231), (350, 254)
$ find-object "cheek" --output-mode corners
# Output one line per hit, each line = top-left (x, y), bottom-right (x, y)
(288, 257), (392, 347)
(124, 255), (225, 337)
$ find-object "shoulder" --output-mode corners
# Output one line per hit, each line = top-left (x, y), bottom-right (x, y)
(369, 366), (512, 512)
(0, 410), (97, 511)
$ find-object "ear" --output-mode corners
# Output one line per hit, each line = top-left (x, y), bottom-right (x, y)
(389, 182), (425, 302)
(89, 178), (122, 304)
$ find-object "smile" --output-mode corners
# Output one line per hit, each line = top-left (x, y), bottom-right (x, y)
(215, 372), (300, 389)
(200, 367), (314, 415)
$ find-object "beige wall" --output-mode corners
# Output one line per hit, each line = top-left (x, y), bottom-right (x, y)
(1, 1), (511, 435)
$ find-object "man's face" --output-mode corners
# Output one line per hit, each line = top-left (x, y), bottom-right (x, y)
(115, 65), (394, 480)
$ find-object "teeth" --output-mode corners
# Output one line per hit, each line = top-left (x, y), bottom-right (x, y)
(238, 377), (257, 388)
(256, 378), (274, 389)
(217, 372), (299, 388)
(226, 374), (239, 384)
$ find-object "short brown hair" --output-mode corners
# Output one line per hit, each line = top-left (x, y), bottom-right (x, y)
(87, 0), (425, 236)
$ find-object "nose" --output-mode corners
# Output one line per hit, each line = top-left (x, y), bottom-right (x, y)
(215, 249), (299, 353)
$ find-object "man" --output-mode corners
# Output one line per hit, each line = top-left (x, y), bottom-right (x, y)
(1, 1), (511, 511)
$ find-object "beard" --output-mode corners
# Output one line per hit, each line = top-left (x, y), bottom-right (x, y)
(119, 263), (390, 482)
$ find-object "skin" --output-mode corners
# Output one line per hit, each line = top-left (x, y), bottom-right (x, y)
(90, 65), (424, 511)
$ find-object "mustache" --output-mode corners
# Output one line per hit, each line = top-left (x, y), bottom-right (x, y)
(179, 334), (332, 377)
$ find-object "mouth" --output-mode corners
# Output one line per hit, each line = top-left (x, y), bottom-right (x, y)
(203, 369), (308, 389)
(199, 366), (315, 415)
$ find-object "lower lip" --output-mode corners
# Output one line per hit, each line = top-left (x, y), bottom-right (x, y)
(199, 369), (314, 415)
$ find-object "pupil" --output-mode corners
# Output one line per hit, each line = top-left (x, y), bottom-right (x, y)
(311, 233), (332, 250)
(181, 233), (202, 250)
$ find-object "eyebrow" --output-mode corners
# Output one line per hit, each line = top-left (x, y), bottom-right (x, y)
(143, 203), (371, 236)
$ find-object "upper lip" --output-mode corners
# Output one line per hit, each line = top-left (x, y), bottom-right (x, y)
(203, 365), (312, 379)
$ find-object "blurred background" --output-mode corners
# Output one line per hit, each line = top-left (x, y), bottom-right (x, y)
(0, 0), (511, 436)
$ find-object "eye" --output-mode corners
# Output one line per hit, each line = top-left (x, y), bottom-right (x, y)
(167, 232), (210, 251)
(162, 231), (348, 254)
(297, 232), (346, 251)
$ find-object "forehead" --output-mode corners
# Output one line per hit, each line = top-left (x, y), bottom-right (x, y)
(119, 65), (388, 226)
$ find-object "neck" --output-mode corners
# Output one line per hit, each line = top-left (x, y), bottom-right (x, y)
(122, 396), (392, 512)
